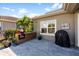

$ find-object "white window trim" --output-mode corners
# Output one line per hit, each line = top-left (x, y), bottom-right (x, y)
(40, 20), (57, 36)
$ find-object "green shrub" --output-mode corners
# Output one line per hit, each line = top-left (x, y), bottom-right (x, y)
(12, 35), (19, 43)
(3, 29), (16, 40)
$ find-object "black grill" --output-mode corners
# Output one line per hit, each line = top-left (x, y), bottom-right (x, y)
(55, 30), (70, 48)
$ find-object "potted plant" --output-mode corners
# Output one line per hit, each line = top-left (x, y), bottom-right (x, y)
(38, 35), (42, 40)
(3, 29), (16, 47)
(2, 39), (11, 48)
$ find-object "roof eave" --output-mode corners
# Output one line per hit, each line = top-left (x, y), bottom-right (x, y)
(32, 4), (65, 20)
(32, 3), (79, 20)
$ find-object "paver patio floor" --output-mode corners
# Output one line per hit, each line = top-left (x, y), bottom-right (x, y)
(10, 39), (79, 56)
(0, 39), (79, 56)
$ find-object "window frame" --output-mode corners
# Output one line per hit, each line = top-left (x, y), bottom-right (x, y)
(40, 20), (56, 36)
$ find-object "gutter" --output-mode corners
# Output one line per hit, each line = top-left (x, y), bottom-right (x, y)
(32, 3), (78, 20)
(32, 9), (67, 20)
(32, 3), (66, 20)
(0, 16), (18, 23)
(0, 19), (16, 23)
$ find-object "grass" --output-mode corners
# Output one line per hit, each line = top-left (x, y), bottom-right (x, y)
(0, 37), (5, 48)
(0, 43), (4, 48)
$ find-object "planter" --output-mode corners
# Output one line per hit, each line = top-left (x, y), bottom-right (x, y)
(15, 32), (36, 44)
(2, 40), (11, 48)
(25, 32), (36, 40)
(38, 35), (42, 40)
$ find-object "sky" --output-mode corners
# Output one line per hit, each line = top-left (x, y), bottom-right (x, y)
(0, 3), (62, 18)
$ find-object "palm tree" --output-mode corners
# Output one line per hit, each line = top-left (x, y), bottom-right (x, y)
(25, 20), (33, 32)
(16, 16), (30, 32)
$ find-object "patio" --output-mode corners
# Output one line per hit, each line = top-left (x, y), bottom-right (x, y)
(8, 39), (79, 56)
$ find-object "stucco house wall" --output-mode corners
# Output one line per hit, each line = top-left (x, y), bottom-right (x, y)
(0, 16), (18, 31)
(33, 3), (79, 47)
(74, 11), (79, 47)
(33, 13), (75, 45)
(1, 21), (16, 31)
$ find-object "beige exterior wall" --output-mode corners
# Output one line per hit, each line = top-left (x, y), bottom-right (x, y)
(74, 11), (79, 47)
(0, 19), (16, 31)
(1, 21), (16, 31)
(33, 13), (75, 45)
(74, 13), (78, 47)
(0, 16), (18, 39)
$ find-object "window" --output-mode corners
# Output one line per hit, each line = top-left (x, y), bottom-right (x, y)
(0, 22), (1, 31)
(40, 20), (56, 35)
(41, 28), (47, 33)
(0, 22), (2, 34)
